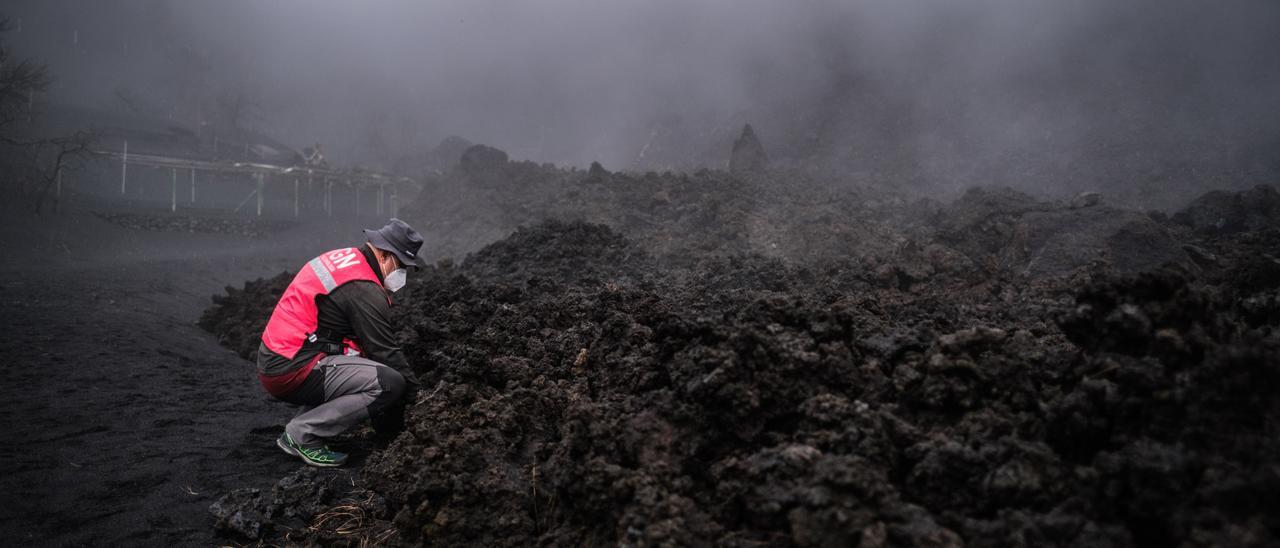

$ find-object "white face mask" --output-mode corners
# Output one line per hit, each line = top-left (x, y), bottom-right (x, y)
(385, 268), (407, 292)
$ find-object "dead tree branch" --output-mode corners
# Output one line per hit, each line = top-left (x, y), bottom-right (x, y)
(30, 130), (95, 214)
(0, 16), (50, 129)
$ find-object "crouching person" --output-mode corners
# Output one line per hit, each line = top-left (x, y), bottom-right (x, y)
(257, 218), (424, 467)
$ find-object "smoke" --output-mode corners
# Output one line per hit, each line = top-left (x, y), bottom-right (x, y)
(6, 0), (1279, 200)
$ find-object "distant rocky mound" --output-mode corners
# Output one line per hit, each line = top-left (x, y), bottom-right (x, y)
(427, 136), (475, 171)
(1017, 206), (1192, 278)
(459, 144), (510, 175)
(1172, 184), (1280, 234)
(935, 187), (1193, 278)
(586, 160), (609, 180)
(729, 123), (769, 173)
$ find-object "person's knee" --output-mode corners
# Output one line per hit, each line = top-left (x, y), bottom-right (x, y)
(371, 366), (407, 411)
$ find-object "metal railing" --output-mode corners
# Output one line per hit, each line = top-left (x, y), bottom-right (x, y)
(98, 142), (417, 218)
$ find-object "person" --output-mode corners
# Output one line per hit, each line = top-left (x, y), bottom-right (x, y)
(257, 218), (424, 467)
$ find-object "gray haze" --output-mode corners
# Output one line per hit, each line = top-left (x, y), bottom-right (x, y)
(6, 0), (1280, 198)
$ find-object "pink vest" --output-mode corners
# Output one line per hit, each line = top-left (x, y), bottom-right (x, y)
(259, 248), (386, 394)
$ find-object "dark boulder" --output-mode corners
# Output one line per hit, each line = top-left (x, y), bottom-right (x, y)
(1069, 191), (1102, 209)
(934, 186), (1193, 278)
(587, 160), (610, 180)
(459, 144), (509, 175)
(1015, 206), (1193, 278)
(429, 135), (475, 169)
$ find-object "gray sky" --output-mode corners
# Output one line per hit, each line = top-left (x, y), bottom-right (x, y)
(5, 0), (1279, 196)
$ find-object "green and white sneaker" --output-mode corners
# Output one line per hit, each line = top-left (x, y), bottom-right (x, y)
(276, 432), (348, 468)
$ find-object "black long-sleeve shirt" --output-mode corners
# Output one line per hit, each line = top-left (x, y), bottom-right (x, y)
(257, 245), (412, 381)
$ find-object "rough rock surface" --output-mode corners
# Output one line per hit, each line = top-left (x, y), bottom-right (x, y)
(202, 183), (1280, 545)
(198, 271), (291, 360)
(935, 187), (1193, 278)
(209, 468), (364, 541)
(1172, 184), (1280, 234)
(1015, 206), (1193, 278)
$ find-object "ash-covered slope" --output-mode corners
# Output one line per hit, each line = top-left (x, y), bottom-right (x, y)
(201, 184), (1280, 545)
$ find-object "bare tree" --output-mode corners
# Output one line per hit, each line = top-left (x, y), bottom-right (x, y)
(0, 16), (96, 214)
(31, 130), (94, 214)
(0, 17), (50, 130)
(0, 125), (96, 215)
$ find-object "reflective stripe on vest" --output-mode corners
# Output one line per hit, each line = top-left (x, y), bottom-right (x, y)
(260, 247), (385, 360)
(309, 257), (339, 292)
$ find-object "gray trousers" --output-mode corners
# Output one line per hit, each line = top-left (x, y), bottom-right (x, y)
(285, 354), (406, 447)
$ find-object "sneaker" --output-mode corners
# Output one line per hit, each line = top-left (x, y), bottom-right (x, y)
(276, 432), (348, 468)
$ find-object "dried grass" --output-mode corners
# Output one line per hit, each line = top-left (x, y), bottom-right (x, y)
(308, 491), (397, 547)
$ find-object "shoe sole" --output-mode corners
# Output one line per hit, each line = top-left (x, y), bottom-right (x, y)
(276, 436), (300, 457)
(277, 436), (346, 468)
(298, 456), (345, 468)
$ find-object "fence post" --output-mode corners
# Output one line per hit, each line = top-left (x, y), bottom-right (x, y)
(170, 168), (177, 212)
(120, 140), (128, 194)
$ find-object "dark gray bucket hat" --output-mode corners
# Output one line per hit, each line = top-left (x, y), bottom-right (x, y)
(364, 218), (425, 269)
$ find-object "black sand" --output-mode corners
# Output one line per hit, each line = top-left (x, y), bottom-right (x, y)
(0, 204), (367, 545)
